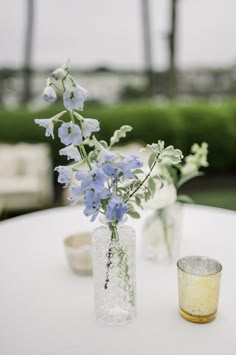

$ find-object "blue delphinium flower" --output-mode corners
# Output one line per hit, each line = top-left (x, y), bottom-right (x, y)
(83, 189), (101, 221)
(58, 122), (82, 146)
(75, 167), (108, 193)
(105, 196), (128, 222)
(63, 85), (88, 111)
(54, 165), (73, 187)
(69, 184), (83, 204)
(82, 118), (100, 138)
(83, 188), (111, 221)
(35, 118), (55, 139)
(42, 85), (57, 102)
(73, 112), (100, 138)
(98, 148), (116, 165)
(35, 111), (66, 139)
(59, 144), (82, 162)
(102, 162), (121, 179)
(120, 155), (143, 178)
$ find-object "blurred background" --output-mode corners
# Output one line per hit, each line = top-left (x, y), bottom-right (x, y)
(0, 0), (236, 219)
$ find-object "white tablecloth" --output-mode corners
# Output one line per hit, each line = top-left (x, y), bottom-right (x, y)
(0, 205), (235, 355)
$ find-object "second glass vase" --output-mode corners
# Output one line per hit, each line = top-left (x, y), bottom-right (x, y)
(142, 203), (183, 264)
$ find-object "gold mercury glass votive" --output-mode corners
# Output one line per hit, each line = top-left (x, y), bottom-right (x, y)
(177, 256), (222, 323)
(64, 233), (93, 276)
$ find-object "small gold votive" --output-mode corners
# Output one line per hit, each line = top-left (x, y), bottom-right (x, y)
(64, 233), (93, 276)
(177, 256), (222, 323)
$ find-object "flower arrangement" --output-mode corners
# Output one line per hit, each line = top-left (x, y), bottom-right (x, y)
(35, 60), (183, 229)
(34, 60), (209, 324)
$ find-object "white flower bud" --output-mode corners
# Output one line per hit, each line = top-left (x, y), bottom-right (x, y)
(51, 67), (67, 80)
(42, 85), (57, 102)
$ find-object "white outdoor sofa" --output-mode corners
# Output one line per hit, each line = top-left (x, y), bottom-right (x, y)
(0, 143), (54, 214)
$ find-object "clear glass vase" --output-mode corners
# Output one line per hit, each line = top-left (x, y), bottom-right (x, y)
(142, 203), (183, 264)
(92, 217), (136, 326)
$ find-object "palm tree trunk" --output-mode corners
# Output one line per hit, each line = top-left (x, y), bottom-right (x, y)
(22, 0), (34, 104)
(141, 0), (154, 97)
(168, 0), (178, 99)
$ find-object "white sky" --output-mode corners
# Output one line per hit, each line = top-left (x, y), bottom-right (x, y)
(0, 0), (236, 70)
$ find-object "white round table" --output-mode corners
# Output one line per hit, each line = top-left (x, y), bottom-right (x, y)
(0, 205), (235, 355)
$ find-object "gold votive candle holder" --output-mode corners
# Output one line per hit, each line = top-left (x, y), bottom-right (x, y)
(64, 233), (93, 276)
(177, 256), (222, 323)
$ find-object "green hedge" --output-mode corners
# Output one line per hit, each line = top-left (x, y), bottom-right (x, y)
(0, 100), (236, 173)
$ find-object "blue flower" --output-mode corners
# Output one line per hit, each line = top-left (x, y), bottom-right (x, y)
(42, 85), (57, 102)
(83, 189), (101, 221)
(105, 196), (128, 222)
(75, 170), (89, 181)
(102, 163), (121, 179)
(75, 167), (108, 193)
(63, 85), (88, 111)
(120, 155), (143, 178)
(34, 111), (66, 139)
(82, 118), (100, 138)
(54, 165), (72, 187)
(83, 188), (111, 222)
(98, 148), (116, 165)
(59, 144), (82, 162)
(69, 184), (83, 204)
(58, 122), (82, 146)
(73, 112), (100, 138)
(35, 118), (55, 139)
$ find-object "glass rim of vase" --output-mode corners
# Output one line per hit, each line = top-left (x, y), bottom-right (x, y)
(177, 255), (222, 276)
(98, 214), (128, 226)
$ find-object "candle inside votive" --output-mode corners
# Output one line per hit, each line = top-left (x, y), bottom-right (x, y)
(177, 256), (222, 323)
(64, 233), (92, 275)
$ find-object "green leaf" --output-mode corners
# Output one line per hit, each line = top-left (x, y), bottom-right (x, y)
(177, 194), (195, 204)
(110, 125), (132, 147)
(127, 210), (141, 219)
(144, 187), (152, 202)
(148, 152), (156, 169)
(148, 177), (156, 196)
(159, 146), (183, 164)
(133, 168), (144, 175)
(99, 140), (108, 148)
(164, 165), (179, 186)
(135, 196), (142, 207)
(144, 141), (165, 155)
(133, 179), (142, 189)
(125, 180), (136, 192)
(127, 203), (141, 219)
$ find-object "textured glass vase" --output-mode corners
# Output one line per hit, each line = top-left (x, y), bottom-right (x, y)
(92, 218), (136, 326)
(142, 203), (182, 264)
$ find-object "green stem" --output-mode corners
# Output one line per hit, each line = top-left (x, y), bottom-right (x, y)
(108, 222), (119, 241)
(80, 144), (92, 170)
(159, 209), (172, 258)
(106, 223), (134, 305)
(49, 82), (64, 92)
(70, 111), (92, 171)
(68, 74), (77, 86)
(61, 78), (66, 91)
(104, 223), (118, 289)
(125, 153), (159, 203)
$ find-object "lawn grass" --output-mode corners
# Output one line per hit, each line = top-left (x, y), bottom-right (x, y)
(189, 189), (236, 211)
